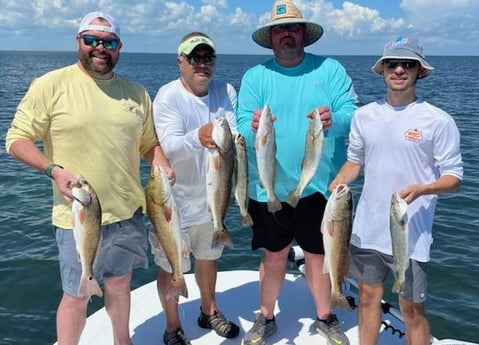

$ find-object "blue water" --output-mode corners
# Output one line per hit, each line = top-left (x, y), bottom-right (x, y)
(0, 51), (478, 344)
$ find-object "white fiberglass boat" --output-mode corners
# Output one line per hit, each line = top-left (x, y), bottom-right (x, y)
(55, 247), (478, 345)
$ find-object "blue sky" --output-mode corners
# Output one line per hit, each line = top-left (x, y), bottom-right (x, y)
(0, 0), (478, 56)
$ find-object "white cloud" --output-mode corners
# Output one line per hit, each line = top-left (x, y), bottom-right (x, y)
(202, 0), (227, 7)
(0, 0), (477, 54)
(324, 1), (405, 37)
(398, 0), (479, 49)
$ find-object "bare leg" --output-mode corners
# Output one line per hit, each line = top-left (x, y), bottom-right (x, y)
(104, 273), (133, 345)
(303, 251), (331, 319)
(357, 283), (383, 345)
(195, 259), (218, 314)
(259, 246), (289, 319)
(56, 293), (89, 345)
(157, 268), (181, 332)
(399, 297), (430, 345)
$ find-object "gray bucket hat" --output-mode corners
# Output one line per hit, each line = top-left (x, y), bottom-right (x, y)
(252, 0), (323, 49)
(372, 36), (434, 78)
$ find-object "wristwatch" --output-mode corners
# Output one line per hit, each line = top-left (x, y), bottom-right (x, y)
(44, 163), (63, 179)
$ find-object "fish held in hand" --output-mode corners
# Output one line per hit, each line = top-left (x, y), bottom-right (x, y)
(321, 184), (353, 310)
(233, 134), (253, 226)
(146, 165), (188, 300)
(390, 192), (410, 294)
(286, 109), (324, 208)
(255, 105), (282, 213)
(71, 177), (103, 299)
(206, 117), (235, 248)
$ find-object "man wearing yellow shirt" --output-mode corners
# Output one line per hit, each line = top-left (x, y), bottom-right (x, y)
(5, 11), (173, 345)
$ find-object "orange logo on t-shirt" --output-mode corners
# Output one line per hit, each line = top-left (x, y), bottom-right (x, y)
(405, 129), (422, 143)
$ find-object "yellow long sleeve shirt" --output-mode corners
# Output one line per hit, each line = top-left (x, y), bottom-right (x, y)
(6, 63), (158, 228)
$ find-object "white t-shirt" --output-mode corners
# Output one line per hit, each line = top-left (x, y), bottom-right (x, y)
(153, 79), (238, 228)
(348, 98), (463, 262)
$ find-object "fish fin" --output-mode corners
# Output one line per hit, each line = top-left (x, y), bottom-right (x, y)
(78, 274), (103, 299)
(259, 133), (269, 147)
(321, 218), (334, 236)
(78, 207), (86, 224)
(163, 204), (173, 222)
(391, 279), (406, 294)
(181, 241), (190, 258)
(92, 234), (103, 268)
(331, 292), (352, 311)
(322, 257), (330, 274)
(391, 280), (400, 293)
(267, 198), (282, 213)
(212, 228), (234, 249)
(213, 154), (221, 171)
(166, 276), (188, 300)
(240, 213), (254, 226)
(285, 191), (299, 208)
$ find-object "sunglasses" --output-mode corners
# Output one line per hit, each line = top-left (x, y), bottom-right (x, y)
(383, 60), (419, 70)
(81, 35), (120, 50)
(271, 24), (304, 34)
(182, 53), (216, 65)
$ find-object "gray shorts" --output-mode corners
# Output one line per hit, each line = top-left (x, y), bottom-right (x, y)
(55, 208), (148, 297)
(348, 245), (428, 303)
(149, 221), (223, 273)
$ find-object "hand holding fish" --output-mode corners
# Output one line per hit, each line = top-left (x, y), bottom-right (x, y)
(199, 122), (217, 149)
(309, 106), (332, 130)
(328, 161), (362, 193)
(398, 184), (424, 204)
(54, 168), (80, 203)
(251, 108), (277, 133)
(160, 165), (176, 186)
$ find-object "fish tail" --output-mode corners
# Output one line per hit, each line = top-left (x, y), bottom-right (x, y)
(285, 191), (300, 208)
(166, 277), (188, 300)
(181, 241), (190, 257)
(212, 228), (234, 249)
(240, 213), (254, 226)
(78, 274), (103, 299)
(391, 279), (405, 294)
(331, 292), (351, 311)
(267, 198), (282, 213)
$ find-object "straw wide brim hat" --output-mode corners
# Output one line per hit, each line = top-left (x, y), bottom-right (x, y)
(252, 0), (323, 49)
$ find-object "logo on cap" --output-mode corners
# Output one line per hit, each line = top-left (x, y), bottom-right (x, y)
(276, 4), (286, 14)
(394, 36), (408, 47)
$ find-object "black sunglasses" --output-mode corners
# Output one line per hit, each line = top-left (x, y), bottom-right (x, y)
(81, 34), (119, 50)
(271, 24), (304, 34)
(182, 53), (216, 65)
(383, 60), (419, 70)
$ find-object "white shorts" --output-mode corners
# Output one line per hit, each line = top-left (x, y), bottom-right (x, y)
(149, 221), (224, 273)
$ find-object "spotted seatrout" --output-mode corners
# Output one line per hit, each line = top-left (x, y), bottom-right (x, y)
(390, 192), (410, 294)
(286, 109), (324, 208)
(233, 134), (253, 226)
(71, 177), (103, 299)
(321, 184), (353, 310)
(146, 165), (188, 300)
(206, 116), (235, 248)
(255, 105), (282, 213)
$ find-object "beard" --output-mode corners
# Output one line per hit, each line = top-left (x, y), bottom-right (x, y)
(276, 46), (302, 60)
(79, 51), (117, 77)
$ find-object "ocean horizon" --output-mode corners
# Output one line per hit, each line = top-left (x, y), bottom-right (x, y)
(0, 51), (477, 344)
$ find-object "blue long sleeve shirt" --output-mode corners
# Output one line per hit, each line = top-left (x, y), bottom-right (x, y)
(237, 53), (357, 202)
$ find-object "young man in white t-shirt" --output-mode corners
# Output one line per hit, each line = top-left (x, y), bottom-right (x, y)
(330, 36), (463, 345)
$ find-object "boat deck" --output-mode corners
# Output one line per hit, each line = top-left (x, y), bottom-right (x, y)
(72, 270), (408, 345)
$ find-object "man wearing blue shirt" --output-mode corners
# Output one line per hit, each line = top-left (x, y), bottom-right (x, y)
(236, 1), (357, 344)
